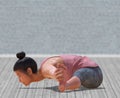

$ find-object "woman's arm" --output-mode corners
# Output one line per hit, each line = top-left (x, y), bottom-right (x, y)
(43, 64), (65, 81)
(40, 57), (67, 80)
(41, 62), (67, 92)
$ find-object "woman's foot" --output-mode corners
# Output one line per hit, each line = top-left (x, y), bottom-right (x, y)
(65, 76), (81, 90)
(58, 84), (65, 92)
(58, 80), (66, 92)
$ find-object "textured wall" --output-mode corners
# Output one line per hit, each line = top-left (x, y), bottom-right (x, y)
(0, 0), (120, 54)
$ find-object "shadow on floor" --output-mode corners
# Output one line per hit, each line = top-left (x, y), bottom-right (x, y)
(19, 85), (105, 93)
(44, 86), (105, 93)
(19, 87), (43, 89)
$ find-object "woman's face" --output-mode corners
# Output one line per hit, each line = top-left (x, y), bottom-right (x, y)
(15, 70), (32, 86)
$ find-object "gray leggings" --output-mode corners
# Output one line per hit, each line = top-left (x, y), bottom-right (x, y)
(73, 66), (103, 88)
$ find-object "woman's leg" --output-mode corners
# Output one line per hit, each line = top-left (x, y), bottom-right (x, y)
(72, 67), (103, 89)
(58, 76), (81, 92)
(59, 67), (103, 91)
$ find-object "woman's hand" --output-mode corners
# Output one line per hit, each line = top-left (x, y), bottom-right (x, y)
(54, 63), (67, 81)
(54, 63), (67, 92)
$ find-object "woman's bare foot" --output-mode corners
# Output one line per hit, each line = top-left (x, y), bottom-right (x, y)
(65, 76), (81, 90)
(58, 82), (66, 92)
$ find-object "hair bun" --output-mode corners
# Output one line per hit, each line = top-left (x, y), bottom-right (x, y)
(16, 51), (26, 60)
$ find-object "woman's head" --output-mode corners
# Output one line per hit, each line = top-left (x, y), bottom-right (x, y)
(13, 51), (38, 86)
(14, 51), (38, 73)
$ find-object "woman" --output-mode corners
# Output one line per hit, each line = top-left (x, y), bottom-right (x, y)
(13, 51), (103, 92)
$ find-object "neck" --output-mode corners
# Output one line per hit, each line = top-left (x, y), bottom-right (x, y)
(31, 71), (44, 82)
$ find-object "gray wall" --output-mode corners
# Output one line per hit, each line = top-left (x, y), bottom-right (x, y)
(0, 0), (120, 54)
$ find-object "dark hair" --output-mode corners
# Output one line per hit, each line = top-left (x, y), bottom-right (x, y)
(13, 51), (38, 73)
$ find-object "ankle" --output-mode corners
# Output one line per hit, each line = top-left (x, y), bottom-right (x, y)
(58, 84), (65, 92)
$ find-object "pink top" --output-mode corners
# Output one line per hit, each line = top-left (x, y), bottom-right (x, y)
(40, 55), (98, 80)
(60, 55), (98, 78)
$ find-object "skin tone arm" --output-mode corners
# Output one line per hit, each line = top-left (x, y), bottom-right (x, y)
(40, 60), (67, 92)
(40, 57), (67, 81)
(40, 62), (67, 81)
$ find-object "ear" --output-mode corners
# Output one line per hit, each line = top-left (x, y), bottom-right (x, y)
(27, 68), (33, 75)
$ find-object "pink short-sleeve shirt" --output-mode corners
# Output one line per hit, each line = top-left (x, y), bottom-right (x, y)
(60, 55), (98, 77)
(40, 55), (98, 80)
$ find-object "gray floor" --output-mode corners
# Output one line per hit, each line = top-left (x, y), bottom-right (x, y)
(0, 0), (120, 54)
(0, 57), (120, 98)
